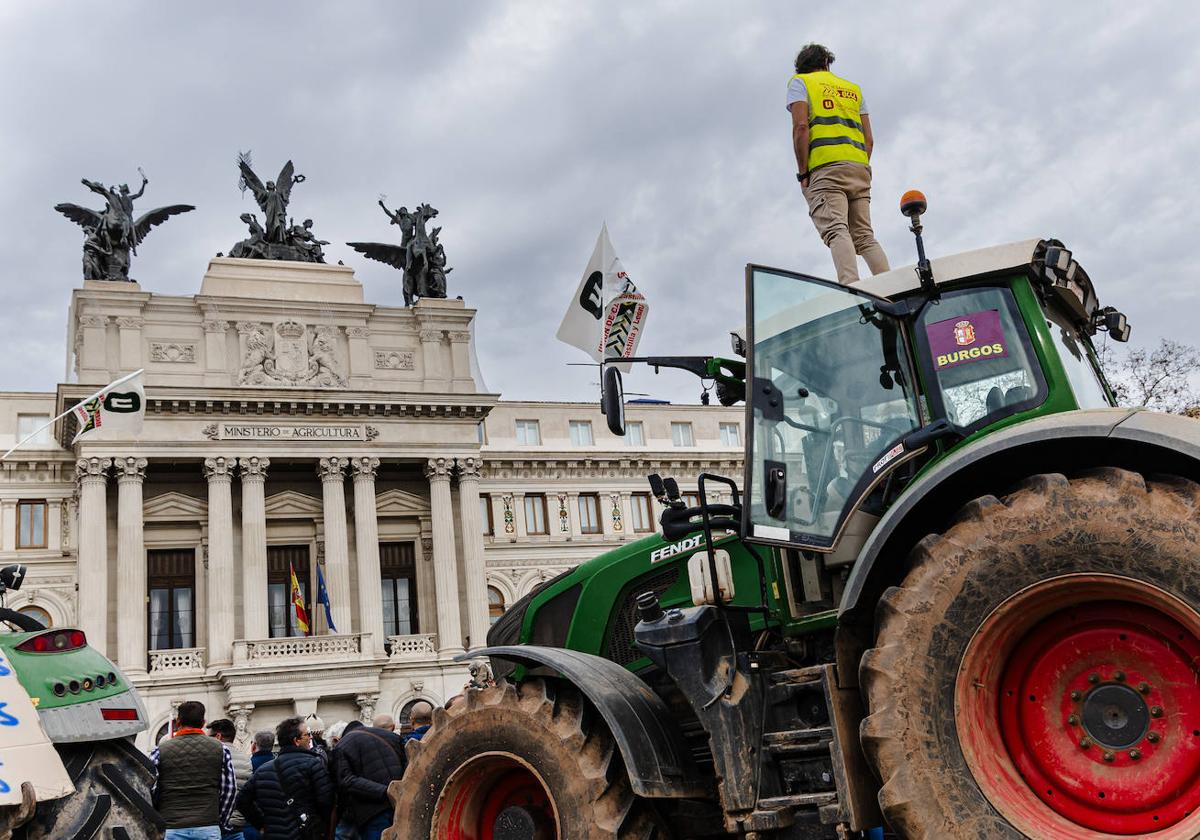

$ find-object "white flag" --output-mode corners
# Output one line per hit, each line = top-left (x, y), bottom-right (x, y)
(71, 370), (145, 444)
(556, 224), (649, 370)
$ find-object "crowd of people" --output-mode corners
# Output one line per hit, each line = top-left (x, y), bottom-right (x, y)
(150, 696), (448, 840)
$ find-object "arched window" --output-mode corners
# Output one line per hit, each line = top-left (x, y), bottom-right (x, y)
(18, 605), (51, 628)
(154, 721), (171, 746)
(488, 586), (506, 624)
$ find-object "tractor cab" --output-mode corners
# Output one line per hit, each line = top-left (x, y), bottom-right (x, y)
(742, 225), (1127, 555)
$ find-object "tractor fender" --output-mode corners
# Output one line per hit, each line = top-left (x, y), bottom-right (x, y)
(464, 645), (709, 799)
(839, 408), (1200, 620)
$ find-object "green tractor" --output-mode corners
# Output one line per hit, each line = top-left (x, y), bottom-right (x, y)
(0, 564), (161, 839)
(390, 196), (1200, 839)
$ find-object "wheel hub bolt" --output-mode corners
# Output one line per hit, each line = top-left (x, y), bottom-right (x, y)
(1129, 749), (1142, 760)
(1151, 706), (1164, 718)
(1080, 737), (1093, 749)
(1071, 690), (1082, 701)
(1067, 714), (1079, 726)
(1138, 682), (1151, 694)
(1148, 731), (1161, 743)
(1103, 750), (1115, 762)
(1114, 671), (1126, 682)
(1089, 673), (1100, 685)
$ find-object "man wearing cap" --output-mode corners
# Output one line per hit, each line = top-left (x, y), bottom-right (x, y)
(789, 43), (889, 285)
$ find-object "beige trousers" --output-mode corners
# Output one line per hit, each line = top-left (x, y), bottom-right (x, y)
(802, 162), (890, 285)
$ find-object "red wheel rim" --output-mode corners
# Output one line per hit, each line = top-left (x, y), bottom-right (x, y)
(435, 752), (558, 840)
(957, 574), (1200, 839)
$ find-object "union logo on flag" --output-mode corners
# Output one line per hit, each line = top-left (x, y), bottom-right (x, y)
(953, 320), (977, 346)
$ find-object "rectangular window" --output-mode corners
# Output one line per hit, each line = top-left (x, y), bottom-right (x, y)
(16, 414), (50, 446)
(631, 493), (653, 532)
(480, 494), (494, 535)
(16, 501), (46, 549)
(267, 545), (310, 638)
(569, 420), (594, 447)
(671, 422), (694, 447)
(524, 494), (548, 535)
(147, 548), (195, 651)
(477, 421), (487, 444)
(515, 419), (541, 446)
(624, 421), (645, 446)
(720, 422), (741, 447)
(380, 542), (419, 637)
(578, 493), (602, 534)
(683, 492), (701, 509)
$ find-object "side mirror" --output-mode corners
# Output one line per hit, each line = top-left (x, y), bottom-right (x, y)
(601, 366), (626, 436)
(0, 564), (27, 592)
(1106, 309), (1131, 343)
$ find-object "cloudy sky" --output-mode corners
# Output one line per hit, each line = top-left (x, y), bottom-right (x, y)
(1, 2), (1196, 404)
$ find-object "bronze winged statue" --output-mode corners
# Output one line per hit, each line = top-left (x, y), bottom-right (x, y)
(227, 157), (326, 262)
(55, 172), (194, 282)
(348, 200), (450, 306)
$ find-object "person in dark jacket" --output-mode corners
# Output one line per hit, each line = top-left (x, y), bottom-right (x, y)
(249, 730), (275, 773)
(333, 719), (406, 840)
(237, 717), (333, 840)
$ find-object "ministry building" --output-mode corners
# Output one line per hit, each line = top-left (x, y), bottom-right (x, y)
(0, 257), (742, 750)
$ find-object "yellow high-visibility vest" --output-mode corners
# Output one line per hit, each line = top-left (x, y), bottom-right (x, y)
(793, 70), (869, 170)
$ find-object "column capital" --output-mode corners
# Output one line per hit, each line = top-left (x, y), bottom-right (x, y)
(355, 693), (380, 724)
(447, 331), (472, 343)
(115, 316), (144, 330)
(203, 456), (236, 481)
(238, 456), (270, 480)
(75, 457), (112, 485)
(418, 329), (444, 343)
(455, 456), (484, 481)
(115, 456), (148, 483)
(318, 456), (349, 482)
(203, 319), (231, 334)
(351, 456), (380, 480)
(424, 457), (453, 481)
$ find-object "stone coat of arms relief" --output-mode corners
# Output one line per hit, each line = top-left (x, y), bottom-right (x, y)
(237, 318), (348, 387)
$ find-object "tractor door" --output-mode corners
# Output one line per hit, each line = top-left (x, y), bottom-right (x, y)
(742, 265), (924, 551)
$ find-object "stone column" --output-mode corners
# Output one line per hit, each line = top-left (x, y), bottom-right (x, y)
(204, 457), (236, 667)
(115, 457), (148, 674)
(0, 501), (15, 552)
(425, 458), (463, 656)
(116, 317), (144, 370)
(77, 315), (110, 382)
(75, 458), (111, 652)
(346, 326), (372, 388)
(238, 457), (270, 641)
(566, 491), (582, 537)
(351, 457), (385, 654)
(318, 457), (353, 634)
(447, 331), (474, 393)
(204, 320), (231, 385)
(455, 458), (490, 651)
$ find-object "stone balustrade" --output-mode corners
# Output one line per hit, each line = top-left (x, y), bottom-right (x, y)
(148, 647), (206, 675)
(387, 633), (438, 661)
(231, 633), (372, 665)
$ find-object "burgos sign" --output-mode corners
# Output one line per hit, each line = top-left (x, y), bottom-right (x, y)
(926, 309), (1010, 371)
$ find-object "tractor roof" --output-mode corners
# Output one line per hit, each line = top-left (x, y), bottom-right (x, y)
(858, 238), (1048, 299)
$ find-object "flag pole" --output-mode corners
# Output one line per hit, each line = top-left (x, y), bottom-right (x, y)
(1, 369), (145, 461)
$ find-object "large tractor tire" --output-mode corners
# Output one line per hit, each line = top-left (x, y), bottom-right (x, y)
(388, 678), (668, 840)
(18, 737), (164, 840)
(860, 469), (1200, 839)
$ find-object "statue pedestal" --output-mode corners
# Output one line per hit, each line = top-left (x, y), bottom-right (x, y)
(83, 279), (142, 292)
(199, 257), (363, 305)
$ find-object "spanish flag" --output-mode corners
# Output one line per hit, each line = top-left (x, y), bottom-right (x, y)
(289, 562), (310, 635)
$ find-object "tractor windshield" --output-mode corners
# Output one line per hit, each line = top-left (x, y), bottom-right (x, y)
(744, 267), (922, 550)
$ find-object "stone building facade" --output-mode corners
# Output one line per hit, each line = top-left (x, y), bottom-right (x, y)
(0, 257), (743, 750)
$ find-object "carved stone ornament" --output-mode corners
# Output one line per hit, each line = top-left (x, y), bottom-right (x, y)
(238, 319), (347, 388)
(374, 350), (415, 370)
(420, 536), (434, 556)
(610, 493), (623, 532)
(75, 457), (112, 485)
(203, 457), (235, 481)
(238, 456), (270, 480)
(366, 425), (380, 441)
(203, 319), (230, 334)
(424, 457), (453, 481)
(351, 456), (380, 480)
(355, 693), (379, 724)
(150, 342), (196, 363)
(317, 457), (348, 482)
(78, 315), (109, 329)
(455, 457), (483, 481)
(502, 495), (515, 534)
(346, 326), (371, 339)
(115, 456), (148, 482)
(448, 331), (472, 343)
(115, 317), (144, 330)
(419, 329), (444, 343)
(201, 423), (219, 440)
(227, 703), (255, 751)
(558, 493), (569, 533)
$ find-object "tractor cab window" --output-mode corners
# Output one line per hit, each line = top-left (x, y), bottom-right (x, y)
(1045, 309), (1113, 409)
(918, 287), (1045, 430)
(745, 266), (922, 550)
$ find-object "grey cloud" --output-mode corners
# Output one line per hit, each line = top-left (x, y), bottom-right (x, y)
(0, 1), (1196, 406)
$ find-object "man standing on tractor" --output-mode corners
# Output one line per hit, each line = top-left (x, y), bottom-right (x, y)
(789, 43), (889, 285)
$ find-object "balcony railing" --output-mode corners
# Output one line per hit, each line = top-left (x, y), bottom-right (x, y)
(232, 633), (372, 665)
(148, 647), (206, 675)
(387, 633), (438, 661)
